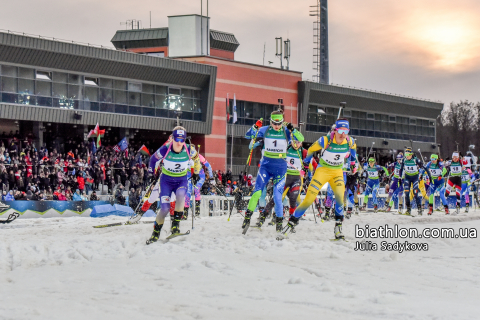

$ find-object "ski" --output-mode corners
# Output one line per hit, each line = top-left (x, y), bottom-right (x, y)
(0, 212), (20, 224)
(93, 221), (154, 228)
(330, 238), (348, 242)
(166, 230), (190, 240)
(276, 225), (295, 241)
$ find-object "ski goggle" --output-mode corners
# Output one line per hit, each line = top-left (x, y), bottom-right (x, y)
(270, 114), (284, 125)
(336, 128), (349, 135)
(405, 152), (413, 157)
(430, 154), (439, 160)
(368, 158), (375, 163)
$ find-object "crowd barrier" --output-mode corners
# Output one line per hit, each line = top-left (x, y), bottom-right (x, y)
(1, 191), (475, 219)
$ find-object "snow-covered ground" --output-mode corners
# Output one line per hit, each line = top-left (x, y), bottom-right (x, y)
(1, 209), (479, 320)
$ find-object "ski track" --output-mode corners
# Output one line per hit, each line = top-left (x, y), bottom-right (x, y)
(1, 210), (479, 320)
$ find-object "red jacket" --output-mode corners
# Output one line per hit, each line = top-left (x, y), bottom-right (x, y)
(77, 176), (85, 190)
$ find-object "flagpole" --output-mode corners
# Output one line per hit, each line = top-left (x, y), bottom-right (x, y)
(226, 93), (229, 172)
(230, 123), (233, 173)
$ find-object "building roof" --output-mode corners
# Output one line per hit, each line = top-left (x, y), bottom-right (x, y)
(110, 28), (240, 52)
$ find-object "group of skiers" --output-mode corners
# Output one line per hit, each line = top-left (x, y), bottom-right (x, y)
(109, 109), (478, 244)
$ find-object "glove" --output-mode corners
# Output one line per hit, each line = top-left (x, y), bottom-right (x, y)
(254, 119), (263, 129)
(210, 178), (216, 186)
(303, 162), (309, 172)
(286, 123), (294, 131)
(192, 173), (200, 185)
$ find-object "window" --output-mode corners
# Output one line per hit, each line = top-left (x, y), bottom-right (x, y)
(169, 87), (181, 95)
(429, 120), (435, 127)
(99, 78), (113, 88)
(85, 77), (99, 86)
(410, 118), (416, 125)
(53, 72), (68, 83)
(389, 116), (396, 122)
(367, 113), (374, 120)
(18, 68), (34, 79)
(35, 81), (52, 96)
(343, 110), (351, 117)
(1, 77), (17, 93)
(36, 71), (52, 81)
(146, 52), (165, 57)
(128, 82), (142, 92)
(68, 74), (82, 84)
(1, 65), (17, 77)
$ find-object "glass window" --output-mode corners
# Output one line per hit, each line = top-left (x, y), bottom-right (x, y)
(351, 118), (359, 129)
(143, 108), (155, 117)
(359, 119), (366, 129)
(429, 120), (435, 127)
(114, 104), (127, 114)
(53, 83), (68, 98)
(318, 107), (326, 115)
(85, 86), (99, 101)
(381, 121), (388, 132)
(142, 83), (154, 93)
(68, 74), (82, 84)
(193, 90), (201, 99)
(85, 77), (98, 86)
(114, 90), (127, 104)
(308, 105), (316, 113)
(36, 71), (52, 81)
(381, 114), (388, 121)
(343, 110), (352, 117)
(182, 88), (193, 98)
(68, 85), (83, 100)
(351, 111), (359, 118)
(389, 116), (396, 122)
(99, 78), (113, 88)
(35, 81), (51, 96)
(1, 77), (17, 93)
(53, 72), (67, 83)
(1, 65), (17, 77)
(358, 112), (366, 119)
(307, 113), (317, 124)
(36, 96), (52, 107)
(18, 79), (34, 94)
(244, 102), (253, 118)
(192, 99), (201, 113)
(265, 104), (274, 116)
(100, 88), (113, 103)
(169, 87), (181, 95)
(167, 95), (182, 110)
(2, 93), (18, 103)
(128, 82), (142, 92)
(182, 98), (193, 111)
(141, 93), (154, 107)
(253, 103), (263, 118)
(410, 118), (416, 125)
(374, 121), (381, 131)
(129, 106), (142, 115)
(156, 85), (167, 95)
(128, 92), (140, 106)
(114, 80), (127, 90)
(100, 103), (115, 113)
(409, 126), (416, 134)
(18, 67), (34, 79)
(366, 120), (374, 130)
(402, 124), (409, 134)
(374, 114), (381, 120)
(155, 95), (167, 109)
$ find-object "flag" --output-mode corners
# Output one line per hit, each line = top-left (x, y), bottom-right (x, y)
(233, 94), (237, 124)
(87, 123), (105, 148)
(137, 145), (150, 156)
(113, 145), (121, 153)
(226, 97), (230, 122)
(118, 137), (128, 151)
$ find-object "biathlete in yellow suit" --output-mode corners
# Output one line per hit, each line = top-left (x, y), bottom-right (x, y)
(285, 118), (357, 240)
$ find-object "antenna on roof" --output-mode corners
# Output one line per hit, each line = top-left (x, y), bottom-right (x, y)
(120, 19), (142, 30)
(263, 42), (266, 66)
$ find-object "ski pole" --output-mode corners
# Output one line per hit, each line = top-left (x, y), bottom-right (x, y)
(337, 102), (346, 120)
(366, 142), (375, 159)
(417, 149), (426, 163)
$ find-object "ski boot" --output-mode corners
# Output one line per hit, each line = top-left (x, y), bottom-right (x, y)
(373, 204), (378, 213)
(398, 204), (404, 214)
(417, 207), (423, 216)
(128, 200), (151, 224)
(256, 209), (269, 228)
(334, 218), (345, 240)
(242, 209), (253, 229)
(404, 206), (412, 216)
(146, 222), (163, 245)
(428, 205), (433, 216)
(359, 204), (367, 212)
(316, 203), (324, 217)
(182, 207), (189, 220)
(385, 205), (392, 213)
(354, 204), (359, 215)
(286, 215), (299, 232)
(275, 216), (284, 232)
(195, 200), (201, 217)
(171, 211), (182, 235)
(465, 204), (469, 213)
(345, 207), (352, 219)
(455, 204), (460, 215)
(444, 205), (449, 215)
(323, 207), (331, 220)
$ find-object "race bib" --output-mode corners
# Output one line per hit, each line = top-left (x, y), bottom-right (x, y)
(163, 159), (188, 174)
(405, 165), (418, 174)
(451, 166), (462, 173)
(287, 156), (302, 171)
(368, 170), (379, 178)
(264, 138), (287, 154)
(322, 149), (345, 167)
(429, 168), (442, 177)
